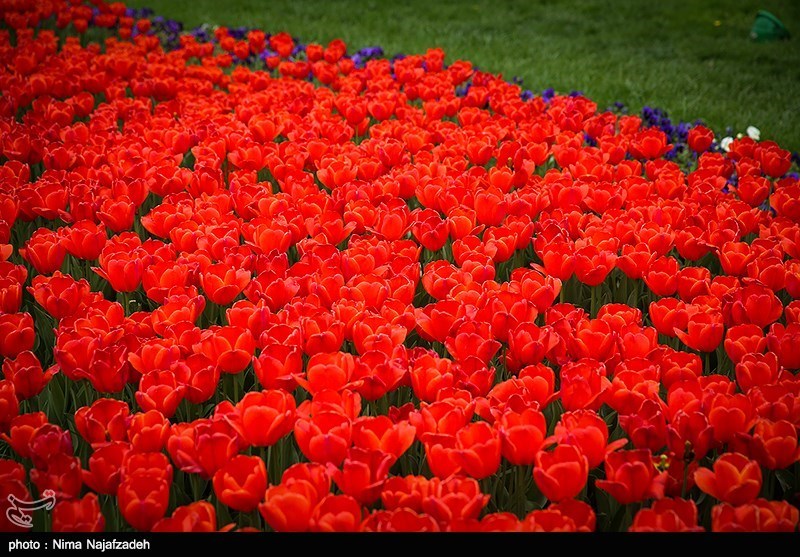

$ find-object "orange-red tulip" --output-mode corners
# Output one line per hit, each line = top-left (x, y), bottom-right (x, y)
(694, 453), (762, 506)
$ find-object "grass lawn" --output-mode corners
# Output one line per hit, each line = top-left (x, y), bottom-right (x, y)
(126, 0), (800, 151)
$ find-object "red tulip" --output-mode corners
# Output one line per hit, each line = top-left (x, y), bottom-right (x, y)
(687, 125), (714, 153)
(694, 453), (762, 506)
(767, 322), (800, 370)
(423, 433), (460, 479)
(294, 411), (352, 466)
(152, 502), (217, 532)
(703, 392), (755, 445)
(351, 415), (416, 460)
(0, 277), (21, 314)
(666, 410), (714, 461)
(0, 313), (34, 359)
(259, 480), (319, 532)
(0, 480), (32, 532)
(174, 353), (220, 404)
(724, 324), (767, 364)
(569, 319), (617, 361)
(200, 263), (251, 306)
(758, 143), (791, 177)
(20, 227), (66, 274)
(410, 399), (473, 440)
(533, 444), (589, 502)
(712, 499), (799, 532)
(253, 343), (303, 391)
(28, 272), (91, 320)
(135, 369), (186, 418)
(1, 351), (56, 400)
(507, 323), (558, 371)
(30, 453), (82, 500)
(118, 473), (171, 532)
(362, 508), (440, 532)
(735, 352), (779, 393)
(743, 419), (800, 470)
(454, 421), (501, 480)
(310, 494), (363, 532)
(296, 351), (355, 395)
(166, 419), (243, 479)
(551, 409), (625, 468)
(212, 454), (268, 512)
(422, 476), (489, 525)
(573, 245), (616, 286)
(198, 325), (256, 374)
(724, 284), (783, 328)
(0, 379), (19, 432)
(559, 359), (611, 412)
(0, 459), (25, 486)
(82, 441), (130, 495)
(649, 298), (688, 338)
(496, 407), (547, 466)
(549, 499), (596, 532)
(327, 447), (394, 505)
(28, 423), (74, 470)
(1, 412), (48, 458)
(630, 498), (704, 532)
(59, 220), (106, 261)
(128, 410), (170, 453)
(380, 475), (432, 513)
(74, 398), (130, 448)
(227, 389), (296, 447)
(629, 128), (671, 159)
(596, 449), (667, 504)
(52, 493), (105, 532)
(674, 310), (724, 353)
(93, 253), (143, 293)
(619, 399), (668, 452)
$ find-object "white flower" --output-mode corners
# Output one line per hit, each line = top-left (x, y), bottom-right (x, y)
(720, 136), (734, 152)
(746, 126), (761, 141)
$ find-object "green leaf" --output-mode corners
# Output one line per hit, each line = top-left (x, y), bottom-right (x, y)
(775, 469), (794, 492)
(48, 377), (65, 419)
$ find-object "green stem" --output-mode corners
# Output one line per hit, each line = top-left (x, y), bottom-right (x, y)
(263, 445), (274, 485)
(515, 465), (530, 518)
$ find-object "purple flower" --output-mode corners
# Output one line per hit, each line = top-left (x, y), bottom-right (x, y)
(259, 49), (277, 61)
(360, 46), (384, 58)
(190, 26), (211, 42)
(229, 26), (248, 40)
(455, 82), (472, 97)
(165, 20), (182, 34)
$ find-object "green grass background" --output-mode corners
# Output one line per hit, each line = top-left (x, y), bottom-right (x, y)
(127, 0), (800, 151)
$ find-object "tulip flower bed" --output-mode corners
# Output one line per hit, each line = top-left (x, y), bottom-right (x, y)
(2, 0), (800, 534)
